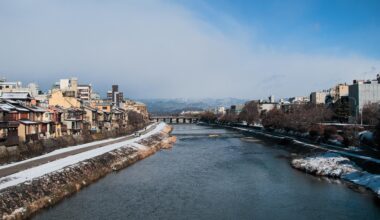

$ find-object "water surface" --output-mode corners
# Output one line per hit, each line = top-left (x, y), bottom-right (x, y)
(34, 124), (380, 220)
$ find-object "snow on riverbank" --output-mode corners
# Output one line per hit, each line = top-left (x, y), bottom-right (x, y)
(0, 123), (157, 170)
(292, 152), (380, 197)
(0, 123), (166, 191)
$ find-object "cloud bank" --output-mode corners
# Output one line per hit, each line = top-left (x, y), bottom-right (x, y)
(0, 0), (379, 99)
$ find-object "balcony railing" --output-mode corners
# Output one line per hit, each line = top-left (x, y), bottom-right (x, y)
(0, 121), (19, 129)
(65, 116), (83, 121)
(26, 133), (39, 142)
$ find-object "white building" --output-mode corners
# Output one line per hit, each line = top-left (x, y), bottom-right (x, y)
(288, 96), (310, 104)
(259, 103), (280, 113)
(0, 78), (40, 97)
(349, 75), (380, 116)
(268, 95), (275, 103)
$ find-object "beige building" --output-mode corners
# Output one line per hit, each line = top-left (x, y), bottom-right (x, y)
(310, 91), (327, 104)
(331, 84), (349, 102)
(83, 105), (100, 132)
(48, 90), (81, 108)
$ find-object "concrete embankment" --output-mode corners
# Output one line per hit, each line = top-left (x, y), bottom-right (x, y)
(0, 124), (176, 220)
(240, 129), (380, 173)
(206, 124), (380, 173)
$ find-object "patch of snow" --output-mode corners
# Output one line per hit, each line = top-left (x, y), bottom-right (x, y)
(0, 123), (166, 190)
(292, 152), (380, 197)
(0, 123), (157, 170)
(347, 146), (362, 152)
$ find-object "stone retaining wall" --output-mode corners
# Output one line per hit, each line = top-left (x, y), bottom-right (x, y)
(0, 125), (175, 220)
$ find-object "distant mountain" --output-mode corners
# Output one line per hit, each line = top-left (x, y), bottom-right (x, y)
(137, 98), (248, 115)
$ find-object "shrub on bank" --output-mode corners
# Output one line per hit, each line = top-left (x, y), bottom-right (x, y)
(323, 126), (337, 140)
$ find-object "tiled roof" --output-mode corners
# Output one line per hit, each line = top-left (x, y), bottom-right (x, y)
(0, 92), (31, 100)
(25, 105), (47, 113)
(19, 120), (38, 125)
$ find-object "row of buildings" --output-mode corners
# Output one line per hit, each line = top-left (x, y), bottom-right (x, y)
(216, 74), (380, 122)
(310, 74), (380, 119)
(0, 77), (148, 146)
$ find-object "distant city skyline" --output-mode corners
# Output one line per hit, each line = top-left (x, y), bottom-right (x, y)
(0, 0), (379, 99)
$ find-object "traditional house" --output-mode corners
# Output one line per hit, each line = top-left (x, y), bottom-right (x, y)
(83, 105), (100, 132)
(48, 106), (64, 137)
(0, 101), (38, 143)
(95, 101), (112, 113)
(0, 103), (19, 146)
(62, 108), (85, 135)
(111, 108), (125, 129)
(0, 92), (34, 106)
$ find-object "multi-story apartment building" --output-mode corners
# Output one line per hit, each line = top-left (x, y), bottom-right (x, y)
(77, 84), (92, 101)
(310, 91), (328, 104)
(62, 108), (85, 135)
(349, 74), (380, 116)
(107, 85), (123, 107)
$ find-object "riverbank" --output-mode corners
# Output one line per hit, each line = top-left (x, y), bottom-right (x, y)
(0, 122), (176, 220)
(292, 153), (380, 197)
(0, 123), (150, 165)
(200, 123), (380, 198)
(203, 123), (380, 173)
(32, 124), (380, 220)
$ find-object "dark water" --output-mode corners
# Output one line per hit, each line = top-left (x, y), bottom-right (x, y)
(34, 125), (380, 220)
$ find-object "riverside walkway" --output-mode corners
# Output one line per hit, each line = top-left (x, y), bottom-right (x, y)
(0, 123), (158, 178)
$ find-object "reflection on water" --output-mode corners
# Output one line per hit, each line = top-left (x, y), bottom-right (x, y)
(34, 124), (380, 220)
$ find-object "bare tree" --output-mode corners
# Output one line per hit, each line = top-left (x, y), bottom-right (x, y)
(261, 108), (286, 130)
(200, 111), (217, 123)
(261, 104), (333, 133)
(239, 101), (259, 125)
(219, 113), (238, 124)
(362, 103), (380, 125)
(128, 111), (145, 127)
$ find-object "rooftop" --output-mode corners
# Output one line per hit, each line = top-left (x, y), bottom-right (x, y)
(0, 92), (31, 100)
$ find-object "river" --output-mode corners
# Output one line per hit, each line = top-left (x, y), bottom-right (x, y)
(34, 124), (380, 220)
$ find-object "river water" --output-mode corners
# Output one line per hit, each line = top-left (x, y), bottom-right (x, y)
(34, 124), (380, 220)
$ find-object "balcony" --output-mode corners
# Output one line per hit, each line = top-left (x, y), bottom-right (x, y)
(25, 133), (38, 142)
(0, 121), (19, 129)
(65, 115), (83, 121)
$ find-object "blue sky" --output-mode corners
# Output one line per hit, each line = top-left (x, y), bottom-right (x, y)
(0, 0), (379, 99)
(181, 0), (380, 58)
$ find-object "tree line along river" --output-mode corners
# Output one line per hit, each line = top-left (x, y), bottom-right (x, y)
(34, 124), (380, 220)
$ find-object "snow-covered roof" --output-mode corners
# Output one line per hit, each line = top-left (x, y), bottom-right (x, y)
(0, 103), (14, 112)
(25, 105), (46, 113)
(0, 92), (31, 100)
(19, 120), (38, 125)
(0, 102), (29, 112)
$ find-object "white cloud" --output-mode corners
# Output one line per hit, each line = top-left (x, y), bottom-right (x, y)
(0, 0), (379, 99)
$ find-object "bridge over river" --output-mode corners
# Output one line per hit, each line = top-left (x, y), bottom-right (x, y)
(150, 116), (199, 124)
